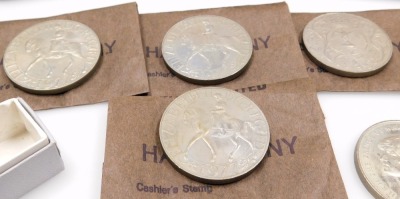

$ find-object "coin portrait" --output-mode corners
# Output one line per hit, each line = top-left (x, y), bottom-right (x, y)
(3, 20), (101, 94)
(378, 135), (400, 193)
(303, 13), (392, 77)
(162, 15), (253, 84)
(356, 121), (400, 199)
(159, 87), (270, 184)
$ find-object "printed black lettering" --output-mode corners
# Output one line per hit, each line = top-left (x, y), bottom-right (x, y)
(281, 136), (297, 154)
(137, 183), (144, 191)
(257, 84), (266, 90)
(393, 42), (400, 52)
(235, 87), (246, 93)
(268, 139), (283, 157)
(137, 183), (172, 194)
(183, 185), (189, 193)
(145, 184), (151, 192)
(147, 71), (175, 78)
(162, 188), (169, 194)
(142, 144), (158, 163)
(146, 46), (159, 58)
(159, 152), (167, 164)
(253, 36), (270, 50)
(104, 40), (116, 54)
(248, 86), (256, 92)
(253, 38), (259, 51)
(306, 66), (315, 73)
(235, 84), (267, 93)
(153, 186), (159, 193)
(172, 187), (179, 193)
(163, 188), (169, 194)
(307, 66), (326, 73)
(0, 84), (12, 91)
(182, 184), (212, 193)
(258, 36), (270, 49)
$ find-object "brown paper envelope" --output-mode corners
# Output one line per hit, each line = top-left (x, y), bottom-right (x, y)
(101, 83), (347, 198)
(0, 3), (149, 110)
(141, 2), (309, 96)
(292, 10), (400, 91)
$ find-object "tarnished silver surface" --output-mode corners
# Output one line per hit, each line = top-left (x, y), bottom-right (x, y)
(3, 20), (101, 94)
(303, 13), (392, 77)
(355, 121), (400, 199)
(159, 87), (270, 184)
(162, 15), (252, 84)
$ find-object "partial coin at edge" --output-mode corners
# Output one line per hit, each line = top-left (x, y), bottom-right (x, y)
(355, 120), (400, 199)
(303, 13), (393, 77)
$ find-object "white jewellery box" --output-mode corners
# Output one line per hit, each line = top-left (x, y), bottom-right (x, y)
(0, 98), (64, 199)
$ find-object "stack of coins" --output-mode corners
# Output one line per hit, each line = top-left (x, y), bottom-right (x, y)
(159, 87), (270, 184)
(3, 20), (101, 94)
(302, 13), (393, 77)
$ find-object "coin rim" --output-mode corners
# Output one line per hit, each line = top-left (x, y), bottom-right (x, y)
(3, 19), (102, 95)
(159, 87), (270, 184)
(161, 15), (253, 84)
(302, 13), (393, 78)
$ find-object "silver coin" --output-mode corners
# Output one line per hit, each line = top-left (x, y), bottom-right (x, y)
(159, 87), (270, 184)
(161, 15), (253, 84)
(303, 13), (392, 77)
(355, 120), (400, 199)
(3, 20), (101, 94)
